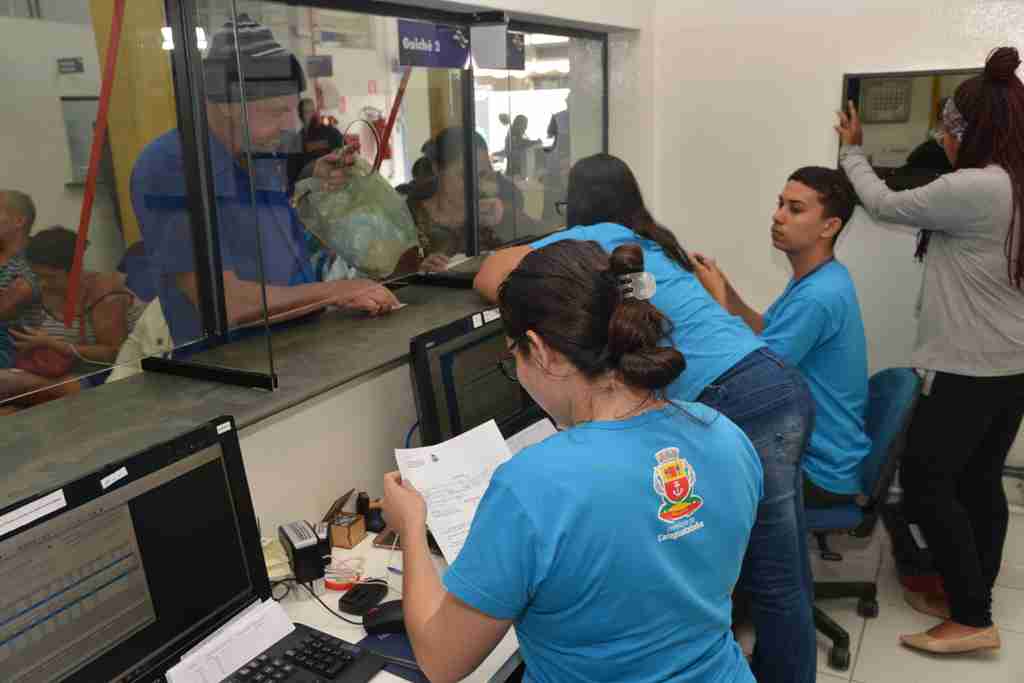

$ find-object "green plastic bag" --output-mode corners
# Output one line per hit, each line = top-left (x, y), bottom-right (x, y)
(294, 158), (419, 279)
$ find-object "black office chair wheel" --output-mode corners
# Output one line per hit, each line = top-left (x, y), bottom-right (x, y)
(857, 597), (880, 619)
(829, 646), (851, 671)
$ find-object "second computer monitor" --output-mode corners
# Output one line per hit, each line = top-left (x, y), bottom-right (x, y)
(410, 308), (544, 445)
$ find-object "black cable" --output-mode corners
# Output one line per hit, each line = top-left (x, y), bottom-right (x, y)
(299, 583), (423, 674)
(301, 582), (365, 626)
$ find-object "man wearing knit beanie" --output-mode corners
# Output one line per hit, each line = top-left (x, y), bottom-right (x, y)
(130, 15), (397, 348)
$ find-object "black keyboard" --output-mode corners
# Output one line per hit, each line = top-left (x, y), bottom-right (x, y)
(225, 623), (384, 683)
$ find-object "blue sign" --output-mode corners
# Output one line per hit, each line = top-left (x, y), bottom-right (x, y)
(398, 19), (470, 69)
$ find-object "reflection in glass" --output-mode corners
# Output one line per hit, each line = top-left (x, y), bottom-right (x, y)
(0, 0), (189, 413)
(198, 1), (520, 279)
(845, 71), (980, 191)
(476, 32), (606, 245)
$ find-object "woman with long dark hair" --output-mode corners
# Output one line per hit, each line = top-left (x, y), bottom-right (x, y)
(475, 154), (818, 683)
(836, 47), (1024, 654)
(400, 127), (538, 271)
(383, 241), (761, 683)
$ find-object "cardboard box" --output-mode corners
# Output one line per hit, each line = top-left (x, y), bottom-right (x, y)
(330, 513), (366, 549)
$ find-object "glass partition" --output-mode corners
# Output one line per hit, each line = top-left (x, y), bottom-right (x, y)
(0, 0), (220, 413)
(197, 0), (476, 291)
(0, 0), (610, 414)
(475, 29), (607, 245)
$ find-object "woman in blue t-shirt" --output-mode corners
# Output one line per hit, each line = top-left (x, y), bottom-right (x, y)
(383, 240), (761, 683)
(475, 154), (817, 683)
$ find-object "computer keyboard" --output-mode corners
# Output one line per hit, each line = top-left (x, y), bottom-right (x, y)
(225, 623), (385, 683)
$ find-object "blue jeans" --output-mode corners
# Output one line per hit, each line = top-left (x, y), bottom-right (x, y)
(699, 348), (816, 683)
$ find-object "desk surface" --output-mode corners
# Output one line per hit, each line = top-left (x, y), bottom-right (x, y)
(277, 534), (521, 683)
(1, 284), (489, 505)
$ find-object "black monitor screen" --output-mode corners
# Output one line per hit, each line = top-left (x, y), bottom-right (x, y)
(411, 310), (543, 444)
(0, 418), (267, 683)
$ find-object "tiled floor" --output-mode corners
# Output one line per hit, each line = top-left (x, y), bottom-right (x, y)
(737, 526), (1024, 683)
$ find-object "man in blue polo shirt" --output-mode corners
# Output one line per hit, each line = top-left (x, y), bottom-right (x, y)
(131, 15), (397, 346)
(695, 166), (871, 506)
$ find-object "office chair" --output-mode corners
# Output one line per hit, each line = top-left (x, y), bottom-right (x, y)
(806, 367), (922, 671)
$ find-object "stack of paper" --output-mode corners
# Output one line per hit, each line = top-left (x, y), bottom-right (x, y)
(262, 537), (292, 581)
(394, 419), (556, 563)
(165, 599), (294, 683)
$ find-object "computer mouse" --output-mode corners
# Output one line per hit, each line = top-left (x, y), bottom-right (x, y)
(338, 581), (388, 616)
(363, 599), (405, 635)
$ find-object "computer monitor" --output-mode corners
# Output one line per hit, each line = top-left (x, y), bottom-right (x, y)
(0, 417), (268, 683)
(410, 307), (545, 445)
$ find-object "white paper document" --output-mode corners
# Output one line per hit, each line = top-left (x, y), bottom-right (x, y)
(395, 420), (513, 563)
(165, 599), (294, 683)
(394, 419), (557, 563)
(505, 418), (557, 456)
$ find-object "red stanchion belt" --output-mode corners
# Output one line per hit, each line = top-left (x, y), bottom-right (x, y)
(372, 66), (413, 174)
(64, 0), (127, 327)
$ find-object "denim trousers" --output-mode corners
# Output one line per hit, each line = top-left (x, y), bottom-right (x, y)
(699, 348), (817, 683)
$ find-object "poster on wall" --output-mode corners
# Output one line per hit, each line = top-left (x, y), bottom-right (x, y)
(397, 19), (471, 69)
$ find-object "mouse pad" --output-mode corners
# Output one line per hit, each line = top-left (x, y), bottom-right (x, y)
(357, 633), (429, 683)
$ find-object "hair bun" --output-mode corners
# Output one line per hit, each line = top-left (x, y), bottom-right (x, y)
(605, 243), (686, 391)
(618, 347), (686, 392)
(610, 243), (644, 276)
(984, 46), (1021, 83)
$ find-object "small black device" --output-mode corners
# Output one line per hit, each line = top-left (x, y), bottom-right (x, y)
(356, 492), (387, 533)
(338, 582), (388, 616)
(279, 520), (326, 584)
(362, 600), (406, 636)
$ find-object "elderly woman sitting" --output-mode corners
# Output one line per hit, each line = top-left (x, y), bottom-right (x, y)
(0, 227), (143, 408)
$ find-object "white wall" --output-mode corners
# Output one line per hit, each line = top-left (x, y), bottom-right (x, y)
(649, 0), (1024, 511)
(383, 0), (650, 31)
(0, 16), (125, 271)
(239, 365), (419, 534)
(650, 0), (1024, 375)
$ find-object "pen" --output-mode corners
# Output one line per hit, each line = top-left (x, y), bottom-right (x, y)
(373, 653), (420, 672)
(387, 566), (403, 575)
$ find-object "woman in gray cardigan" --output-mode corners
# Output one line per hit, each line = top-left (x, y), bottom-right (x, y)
(836, 47), (1024, 656)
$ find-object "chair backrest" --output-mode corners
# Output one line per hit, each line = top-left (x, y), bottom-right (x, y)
(860, 368), (922, 505)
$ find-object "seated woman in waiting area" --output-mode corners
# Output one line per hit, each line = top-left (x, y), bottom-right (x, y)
(0, 227), (143, 408)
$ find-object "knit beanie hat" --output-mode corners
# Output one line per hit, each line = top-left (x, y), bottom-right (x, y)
(203, 14), (306, 103)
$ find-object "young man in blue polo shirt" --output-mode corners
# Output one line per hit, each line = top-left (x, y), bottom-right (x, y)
(696, 167), (872, 506)
(130, 15), (398, 347)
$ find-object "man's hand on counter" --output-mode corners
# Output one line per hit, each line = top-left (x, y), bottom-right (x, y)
(329, 279), (401, 316)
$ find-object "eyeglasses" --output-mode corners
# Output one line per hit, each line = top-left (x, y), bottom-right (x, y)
(497, 340), (518, 383)
(554, 200), (568, 216)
